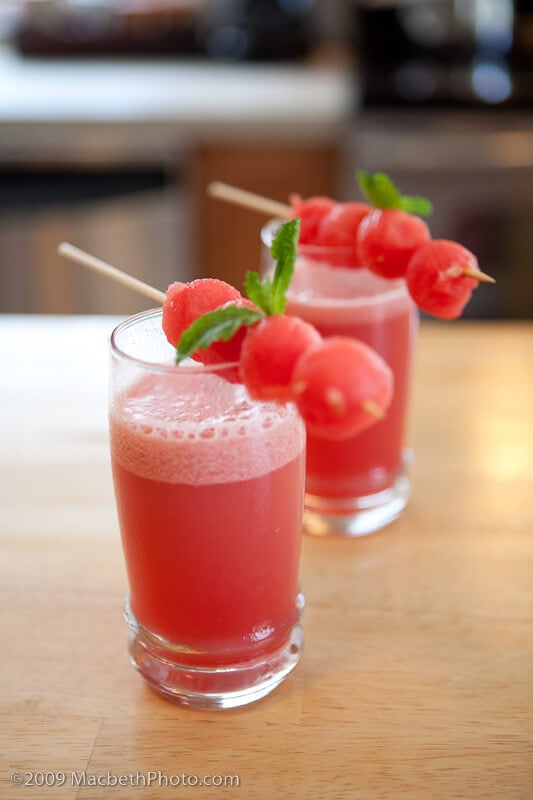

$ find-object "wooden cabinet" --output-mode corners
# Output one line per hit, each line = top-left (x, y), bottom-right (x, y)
(191, 143), (339, 290)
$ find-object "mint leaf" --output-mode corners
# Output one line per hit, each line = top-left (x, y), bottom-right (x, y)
(398, 194), (433, 216)
(176, 305), (263, 363)
(270, 217), (300, 314)
(244, 271), (275, 315)
(175, 219), (299, 362)
(243, 217), (300, 316)
(357, 170), (402, 209)
(356, 169), (433, 217)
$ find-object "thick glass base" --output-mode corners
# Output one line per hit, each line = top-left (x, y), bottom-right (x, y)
(304, 471), (411, 538)
(124, 600), (304, 709)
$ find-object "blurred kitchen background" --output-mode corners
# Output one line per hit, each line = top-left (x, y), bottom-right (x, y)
(0, 0), (532, 317)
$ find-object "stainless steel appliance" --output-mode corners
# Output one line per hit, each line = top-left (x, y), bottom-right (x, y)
(346, 1), (533, 319)
(351, 0), (533, 109)
(0, 166), (193, 314)
(347, 111), (533, 319)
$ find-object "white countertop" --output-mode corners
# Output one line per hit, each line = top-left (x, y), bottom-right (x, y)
(0, 44), (355, 162)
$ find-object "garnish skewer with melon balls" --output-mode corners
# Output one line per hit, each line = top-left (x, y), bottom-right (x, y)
(58, 219), (394, 441)
(207, 172), (495, 320)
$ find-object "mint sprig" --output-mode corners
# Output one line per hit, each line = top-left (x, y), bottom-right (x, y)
(356, 170), (433, 217)
(245, 217), (300, 315)
(176, 305), (263, 363)
(244, 271), (273, 315)
(175, 218), (300, 363)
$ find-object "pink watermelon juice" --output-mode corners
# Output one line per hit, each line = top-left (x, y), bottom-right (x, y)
(110, 359), (305, 668)
(283, 254), (417, 503)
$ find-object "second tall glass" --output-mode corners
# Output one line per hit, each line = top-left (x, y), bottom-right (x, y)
(262, 221), (418, 537)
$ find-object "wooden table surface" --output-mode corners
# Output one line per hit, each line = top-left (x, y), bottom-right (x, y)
(1, 315), (532, 800)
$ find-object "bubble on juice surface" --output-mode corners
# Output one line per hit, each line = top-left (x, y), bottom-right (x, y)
(110, 369), (305, 485)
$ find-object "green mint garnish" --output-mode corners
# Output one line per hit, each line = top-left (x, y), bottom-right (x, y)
(245, 217), (300, 315)
(175, 218), (300, 362)
(176, 305), (263, 363)
(269, 216), (300, 313)
(244, 271), (274, 315)
(356, 169), (433, 217)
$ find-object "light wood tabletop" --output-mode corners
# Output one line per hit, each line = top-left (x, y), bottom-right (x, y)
(1, 315), (532, 800)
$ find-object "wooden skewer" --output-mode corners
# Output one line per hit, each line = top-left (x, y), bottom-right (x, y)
(445, 263), (495, 283)
(207, 181), (291, 219)
(362, 400), (386, 420)
(462, 269), (496, 284)
(57, 242), (166, 304)
(209, 181), (497, 285)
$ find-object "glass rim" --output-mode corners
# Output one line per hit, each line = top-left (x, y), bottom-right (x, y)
(261, 218), (410, 305)
(261, 217), (354, 257)
(110, 308), (240, 374)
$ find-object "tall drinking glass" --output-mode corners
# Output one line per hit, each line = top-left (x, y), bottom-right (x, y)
(262, 221), (418, 538)
(109, 309), (306, 708)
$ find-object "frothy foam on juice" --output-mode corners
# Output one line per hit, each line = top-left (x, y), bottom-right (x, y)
(287, 261), (412, 327)
(110, 370), (305, 485)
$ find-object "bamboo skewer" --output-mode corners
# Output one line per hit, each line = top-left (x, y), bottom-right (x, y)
(57, 242), (166, 304)
(444, 263), (496, 284)
(58, 188), (495, 309)
(57, 241), (386, 419)
(209, 181), (496, 285)
(361, 400), (386, 420)
(461, 268), (496, 284)
(207, 181), (291, 219)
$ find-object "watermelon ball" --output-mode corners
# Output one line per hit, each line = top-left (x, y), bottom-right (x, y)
(357, 208), (431, 279)
(315, 202), (372, 268)
(162, 278), (248, 364)
(406, 239), (481, 320)
(291, 337), (394, 441)
(289, 193), (335, 245)
(204, 296), (259, 366)
(162, 279), (241, 346)
(239, 314), (322, 403)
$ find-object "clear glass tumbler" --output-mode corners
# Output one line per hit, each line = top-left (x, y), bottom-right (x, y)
(262, 220), (418, 538)
(109, 309), (306, 708)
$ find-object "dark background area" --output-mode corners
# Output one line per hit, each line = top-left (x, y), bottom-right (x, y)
(1, 0), (532, 318)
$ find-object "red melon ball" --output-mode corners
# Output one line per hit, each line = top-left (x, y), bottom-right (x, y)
(291, 337), (393, 440)
(314, 201), (372, 268)
(289, 193), (335, 245)
(357, 208), (431, 279)
(406, 239), (480, 320)
(162, 278), (254, 364)
(239, 314), (322, 403)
